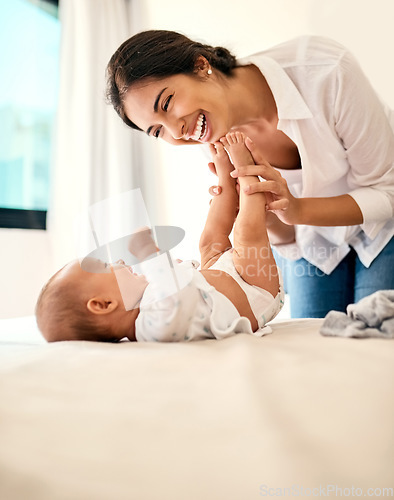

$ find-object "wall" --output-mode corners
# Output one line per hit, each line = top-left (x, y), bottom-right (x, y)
(1, 0), (393, 318)
(136, 0), (394, 107)
(0, 228), (52, 318)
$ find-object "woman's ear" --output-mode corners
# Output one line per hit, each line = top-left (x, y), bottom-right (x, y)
(87, 297), (119, 315)
(194, 55), (211, 76)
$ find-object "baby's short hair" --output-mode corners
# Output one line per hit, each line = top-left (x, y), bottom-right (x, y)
(35, 267), (116, 343)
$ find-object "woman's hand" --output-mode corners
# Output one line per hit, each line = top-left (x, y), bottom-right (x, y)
(229, 137), (301, 225)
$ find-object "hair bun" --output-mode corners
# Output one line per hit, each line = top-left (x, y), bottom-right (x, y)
(212, 46), (237, 73)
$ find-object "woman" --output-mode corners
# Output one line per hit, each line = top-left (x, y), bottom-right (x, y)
(106, 30), (394, 318)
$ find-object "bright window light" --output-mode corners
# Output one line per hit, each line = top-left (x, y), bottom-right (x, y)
(0, 0), (60, 213)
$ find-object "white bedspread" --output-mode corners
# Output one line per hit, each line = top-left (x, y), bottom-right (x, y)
(0, 317), (393, 499)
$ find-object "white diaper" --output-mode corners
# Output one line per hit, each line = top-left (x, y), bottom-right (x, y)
(210, 249), (285, 334)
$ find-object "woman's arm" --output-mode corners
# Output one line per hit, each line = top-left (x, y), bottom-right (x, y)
(232, 138), (364, 227)
(289, 195), (363, 226)
(242, 175), (363, 226)
(265, 211), (296, 245)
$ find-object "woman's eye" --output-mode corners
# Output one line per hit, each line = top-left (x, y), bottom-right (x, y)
(163, 94), (173, 112)
(154, 127), (161, 138)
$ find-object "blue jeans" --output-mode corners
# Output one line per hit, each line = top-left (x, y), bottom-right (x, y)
(274, 236), (394, 318)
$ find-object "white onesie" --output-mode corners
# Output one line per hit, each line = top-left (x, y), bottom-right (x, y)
(135, 252), (283, 342)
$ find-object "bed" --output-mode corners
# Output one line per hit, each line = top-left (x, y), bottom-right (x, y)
(0, 315), (393, 500)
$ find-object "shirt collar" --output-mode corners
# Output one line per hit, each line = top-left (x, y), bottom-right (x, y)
(238, 54), (313, 121)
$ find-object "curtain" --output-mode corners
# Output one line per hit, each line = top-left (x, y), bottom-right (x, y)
(48, 0), (140, 269)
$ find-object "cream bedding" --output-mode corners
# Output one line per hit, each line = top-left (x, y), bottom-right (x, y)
(0, 316), (393, 500)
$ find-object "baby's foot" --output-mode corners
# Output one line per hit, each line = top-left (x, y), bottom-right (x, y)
(209, 141), (234, 178)
(220, 132), (254, 168)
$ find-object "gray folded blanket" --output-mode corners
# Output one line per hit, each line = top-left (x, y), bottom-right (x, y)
(320, 290), (394, 339)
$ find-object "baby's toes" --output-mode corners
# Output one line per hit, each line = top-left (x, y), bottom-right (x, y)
(219, 135), (231, 150)
(234, 131), (246, 144)
(209, 143), (218, 156)
(225, 132), (237, 145)
(213, 141), (227, 157)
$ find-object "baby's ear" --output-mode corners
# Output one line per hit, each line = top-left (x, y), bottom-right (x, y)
(87, 297), (118, 315)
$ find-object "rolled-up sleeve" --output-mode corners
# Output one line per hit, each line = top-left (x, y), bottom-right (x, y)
(349, 186), (393, 239)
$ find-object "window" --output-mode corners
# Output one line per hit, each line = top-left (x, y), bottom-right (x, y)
(0, 0), (60, 229)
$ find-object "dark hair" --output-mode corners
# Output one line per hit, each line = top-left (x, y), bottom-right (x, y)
(106, 30), (237, 131)
(35, 268), (118, 343)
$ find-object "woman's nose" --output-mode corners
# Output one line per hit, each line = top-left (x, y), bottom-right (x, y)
(166, 117), (185, 140)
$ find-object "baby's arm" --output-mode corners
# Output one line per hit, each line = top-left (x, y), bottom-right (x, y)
(199, 143), (238, 268)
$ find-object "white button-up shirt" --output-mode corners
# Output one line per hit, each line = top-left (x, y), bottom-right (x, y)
(240, 36), (394, 274)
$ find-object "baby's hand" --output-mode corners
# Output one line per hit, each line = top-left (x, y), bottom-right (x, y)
(128, 227), (159, 261)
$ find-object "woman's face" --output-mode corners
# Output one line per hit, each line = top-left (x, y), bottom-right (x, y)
(123, 70), (233, 145)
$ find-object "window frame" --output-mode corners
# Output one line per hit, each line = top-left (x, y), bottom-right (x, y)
(0, 207), (46, 230)
(0, 0), (58, 231)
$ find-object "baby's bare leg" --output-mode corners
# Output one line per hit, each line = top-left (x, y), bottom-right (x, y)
(221, 132), (279, 296)
(199, 142), (238, 268)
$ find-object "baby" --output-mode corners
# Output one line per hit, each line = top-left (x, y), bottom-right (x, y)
(36, 133), (284, 342)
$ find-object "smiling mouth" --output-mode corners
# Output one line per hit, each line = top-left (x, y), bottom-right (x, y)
(190, 113), (207, 141)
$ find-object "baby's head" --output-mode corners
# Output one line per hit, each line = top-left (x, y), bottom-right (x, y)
(36, 259), (146, 343)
